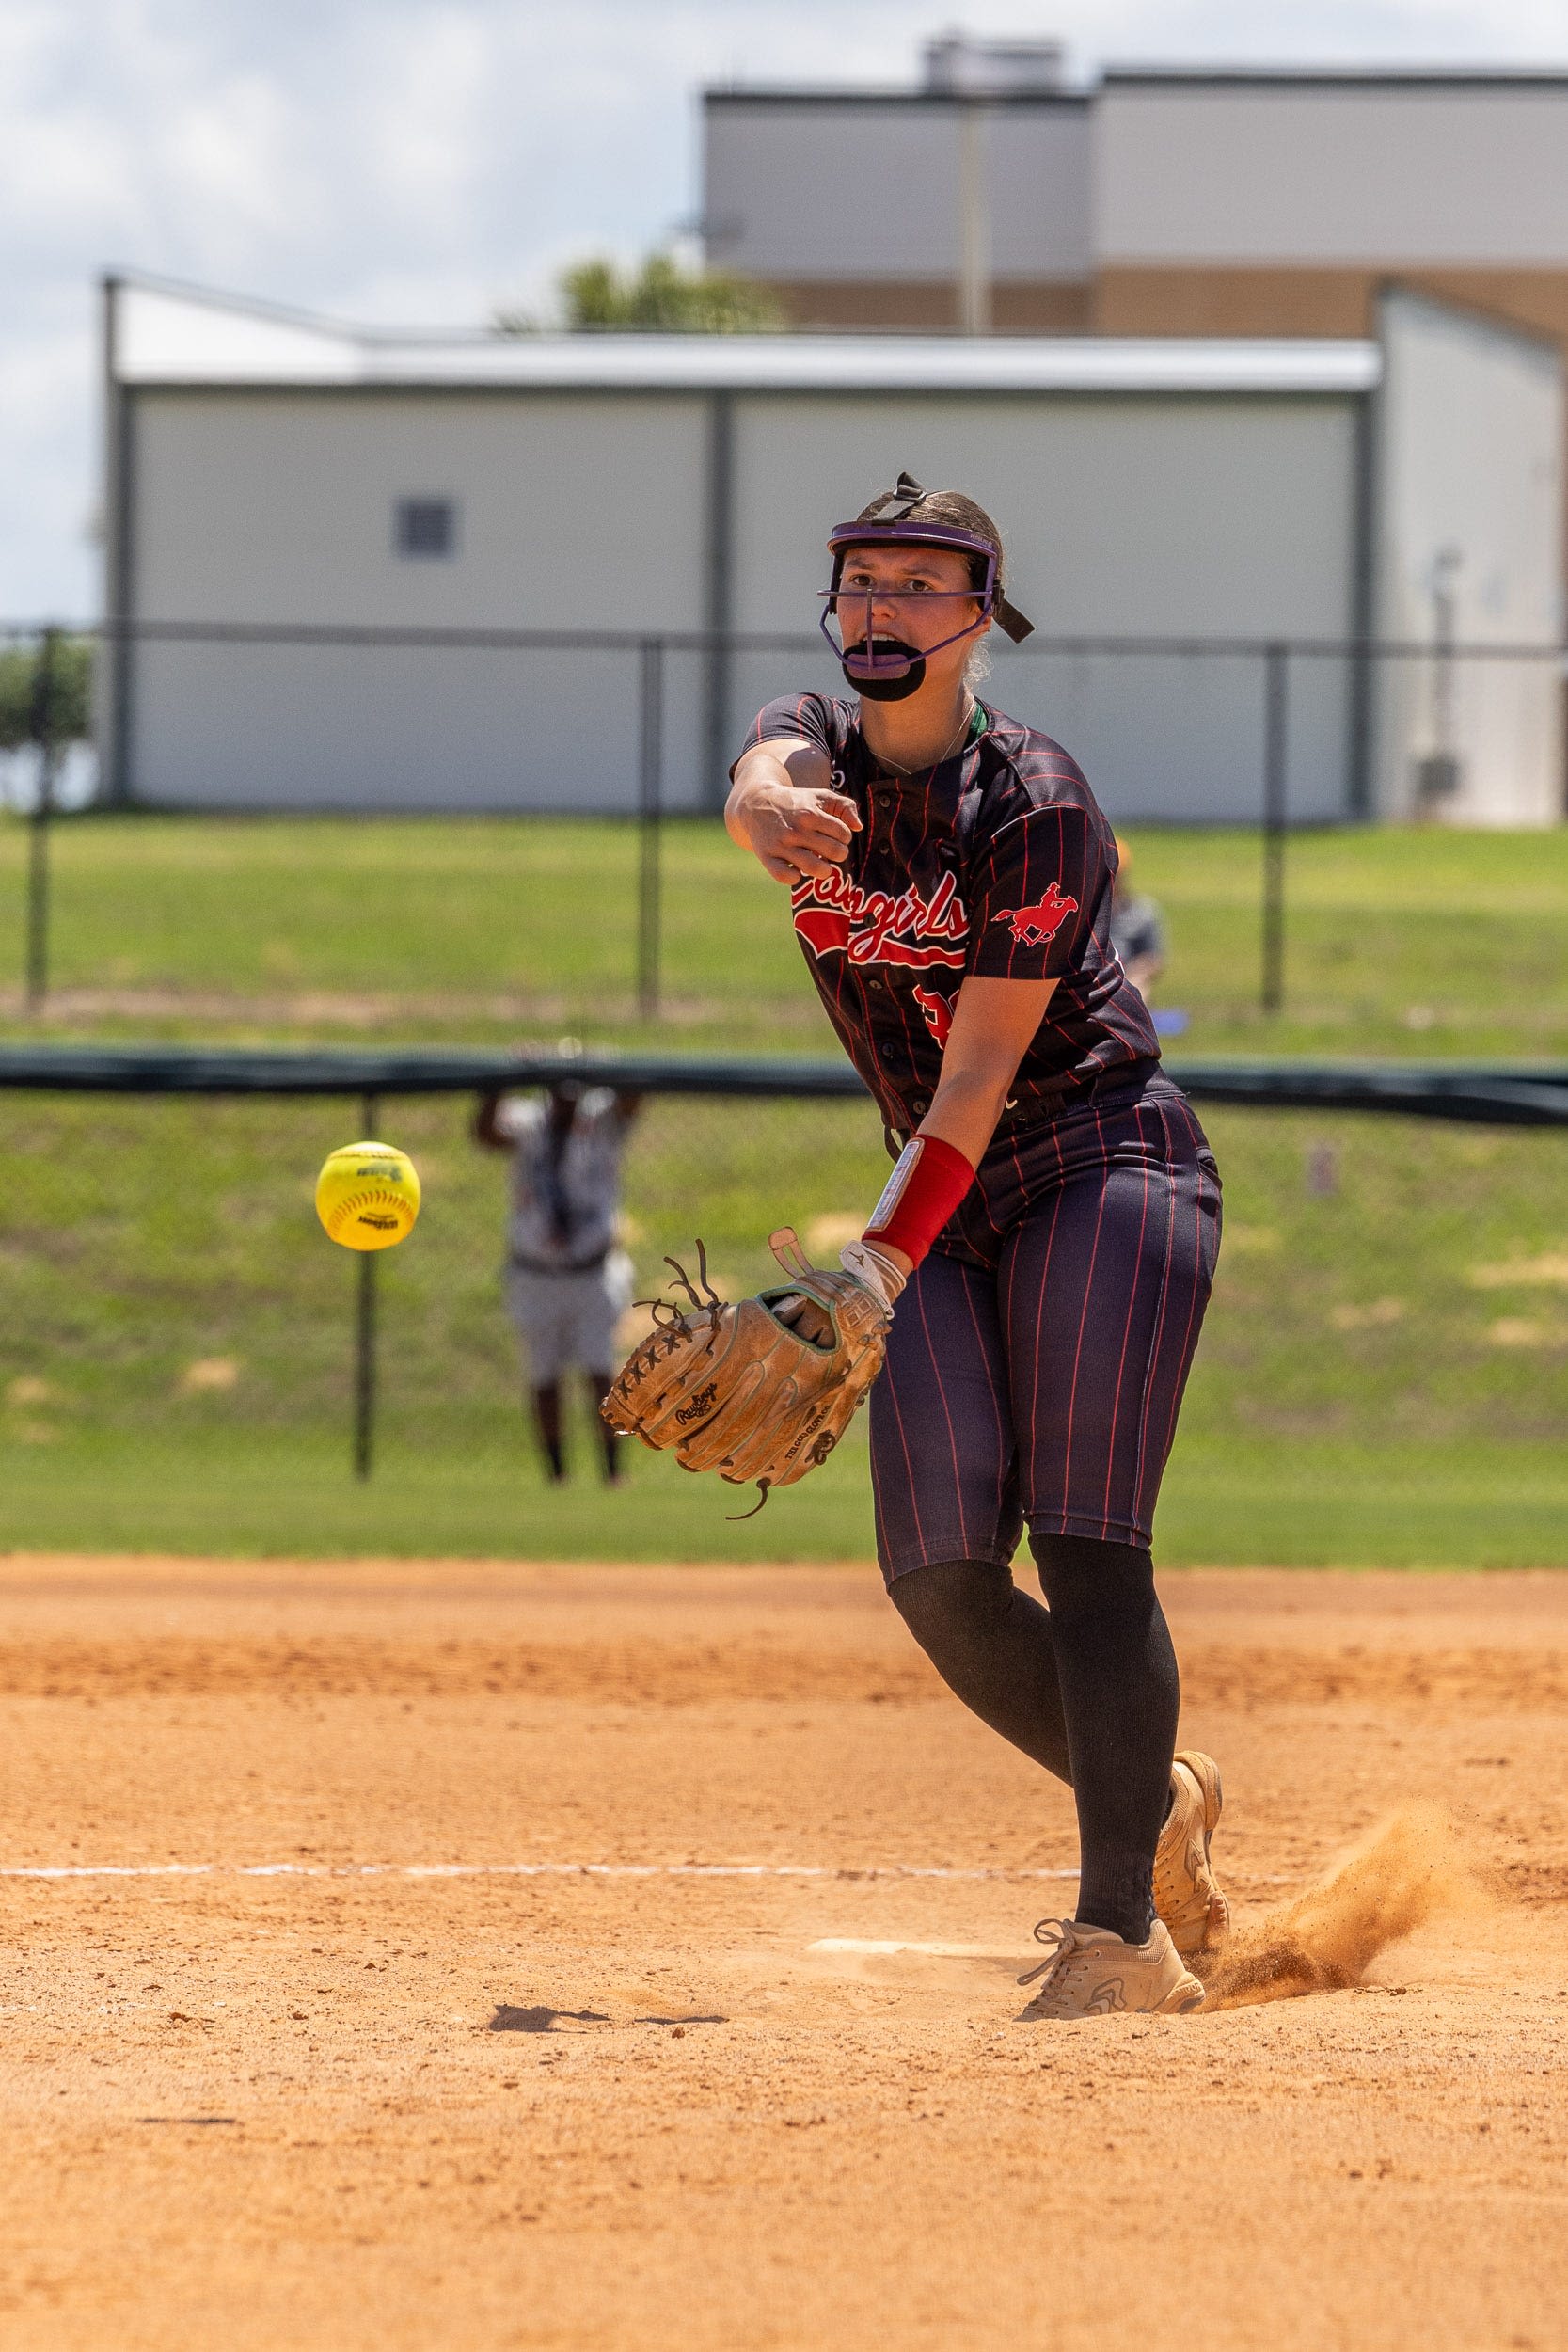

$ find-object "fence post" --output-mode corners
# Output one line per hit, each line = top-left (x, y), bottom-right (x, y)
(1261, 642), (1289, 1016)
(25, 627), (61, 1014)
(354, 1090), (379, 1481)
(637, 637), (664, 1022)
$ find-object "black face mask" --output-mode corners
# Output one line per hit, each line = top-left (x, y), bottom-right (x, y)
(840, 635), (927, 703)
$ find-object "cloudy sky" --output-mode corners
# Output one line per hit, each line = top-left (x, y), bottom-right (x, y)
(5, 0), (1568, 613)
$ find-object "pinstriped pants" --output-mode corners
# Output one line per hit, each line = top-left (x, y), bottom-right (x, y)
(868, 1074), (1221, 1581)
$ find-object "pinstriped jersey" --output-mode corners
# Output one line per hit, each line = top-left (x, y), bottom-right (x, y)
(742, 694), (1159, 1138)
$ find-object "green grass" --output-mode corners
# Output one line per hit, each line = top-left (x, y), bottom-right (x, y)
(1157, 1438), (1568, 1569)
(1, 816), (1567, 1562)
(0, 815), (827, 1051)
(4, 1430), (1566, 1567)
(0, 1432), (880, 1562)
(3, 1089), (1568, 1564)
(1132, 826), (1568, 1058)
(3, 813), (1568, 1057)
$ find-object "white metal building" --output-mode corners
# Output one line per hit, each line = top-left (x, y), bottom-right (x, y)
(100, 277), (1562, 825)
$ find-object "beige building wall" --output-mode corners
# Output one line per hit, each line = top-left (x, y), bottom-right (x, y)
(123, 388), (710, 810)
(1093, 265), (1568, 346)
(764, 278), (1094, 334)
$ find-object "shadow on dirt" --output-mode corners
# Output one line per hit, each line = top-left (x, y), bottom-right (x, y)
(488, 2004), (729, 2033)
(489, 2004), (611, 2033)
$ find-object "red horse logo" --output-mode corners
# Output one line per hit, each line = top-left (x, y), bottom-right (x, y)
(991, 883), (1078, 951)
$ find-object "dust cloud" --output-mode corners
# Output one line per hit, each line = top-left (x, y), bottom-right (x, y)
(1198, 1805), (1485, 2009)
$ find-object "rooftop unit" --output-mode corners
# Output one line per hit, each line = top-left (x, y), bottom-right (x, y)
(922, 33), (1068, 95)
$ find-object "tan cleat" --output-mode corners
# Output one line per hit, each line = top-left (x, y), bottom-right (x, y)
(1154, 1750), (1231, 1962)
(1016, 1915), (1204, 2021)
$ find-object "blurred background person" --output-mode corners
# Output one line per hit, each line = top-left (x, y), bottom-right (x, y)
(473, 1077), (641, 1486)
(1109, 836), (1166, 1003)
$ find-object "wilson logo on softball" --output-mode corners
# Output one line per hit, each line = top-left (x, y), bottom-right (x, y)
(791, 866), (968, 970)
(314, 1139), (421, 1252)
(990, 883), (1078, 950)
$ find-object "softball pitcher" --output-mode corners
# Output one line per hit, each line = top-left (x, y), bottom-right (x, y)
(721, 474), (1229, 2019)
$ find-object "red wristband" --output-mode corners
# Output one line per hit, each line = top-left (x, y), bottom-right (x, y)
(863, 1135), (975, 1267)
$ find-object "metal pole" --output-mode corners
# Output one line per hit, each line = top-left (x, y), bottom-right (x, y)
(637, 638), (664, 1021)
(1345, 397), (1376, 822)
(701, 394), (735, 813)
(958, 101), (991, 336)
(354, 1089), (379, 1481)
(102, 275), (137, 807)
(25, 627), (61, 1014)
(1261, 642), (1289, 1016)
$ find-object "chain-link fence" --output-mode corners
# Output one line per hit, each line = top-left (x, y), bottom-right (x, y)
(0, 1062), (892, 1556)
(3, 619), (1564, 1025)
(4, 1050), (1568, 1565)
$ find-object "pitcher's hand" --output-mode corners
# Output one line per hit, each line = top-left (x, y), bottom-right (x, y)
(736, 781), (861, 886)
(727, 743), (861, 885)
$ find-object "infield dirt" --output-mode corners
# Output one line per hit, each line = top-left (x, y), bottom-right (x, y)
(1, 1557), (1564, 2349)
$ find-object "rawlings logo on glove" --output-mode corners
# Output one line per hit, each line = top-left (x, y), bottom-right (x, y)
(601, 1230), (892, 1517)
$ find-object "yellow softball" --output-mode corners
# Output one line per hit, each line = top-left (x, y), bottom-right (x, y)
(314, 1140), (421, 1251)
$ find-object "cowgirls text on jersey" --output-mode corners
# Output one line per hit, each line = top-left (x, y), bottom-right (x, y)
(791, 866), (968, 970)
(792, 868), (1079, 969)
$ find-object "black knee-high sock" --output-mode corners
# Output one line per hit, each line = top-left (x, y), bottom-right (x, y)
(889, 1558), (1072, 1786)
(1029, 1533), (1180, 1947)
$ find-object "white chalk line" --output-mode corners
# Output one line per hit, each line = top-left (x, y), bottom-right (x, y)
(810, 1938), (1037, 1961)
(0, 1860), (1081, 1884)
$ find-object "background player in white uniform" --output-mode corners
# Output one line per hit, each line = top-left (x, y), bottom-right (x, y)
(473, 1080), (641, 1486)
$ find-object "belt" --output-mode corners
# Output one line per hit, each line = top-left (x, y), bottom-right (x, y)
(508, 1248), (610, 1275)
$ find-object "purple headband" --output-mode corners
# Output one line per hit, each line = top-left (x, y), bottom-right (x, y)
(818, 473), (1035, 686)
